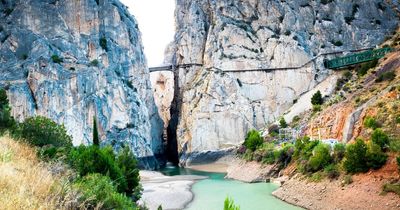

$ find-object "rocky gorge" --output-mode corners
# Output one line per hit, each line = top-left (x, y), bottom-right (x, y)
(157, 0), (400, 165)
(0, 0), (163, 168)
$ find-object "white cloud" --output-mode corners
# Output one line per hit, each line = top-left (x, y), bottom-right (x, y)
(120, 0), (175, 66)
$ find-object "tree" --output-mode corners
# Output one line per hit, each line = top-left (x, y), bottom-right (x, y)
(343, 139), (368, 173)
(0, 89), (15, 133)
(93, 117), (99, 146)
(371, 129), (389, 149)
(279, 117), (288, 128)
(366, 142), (387, 170)
(244, 129), (263, 151)
(311, 90), (323, 105)
(116, 146), (142, 200)
(308, 143), (332, 172)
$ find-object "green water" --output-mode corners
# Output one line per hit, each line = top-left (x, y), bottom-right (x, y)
(160, 167), (302, 210)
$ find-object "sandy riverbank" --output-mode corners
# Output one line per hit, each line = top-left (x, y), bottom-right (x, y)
(138, 170), (207, 210)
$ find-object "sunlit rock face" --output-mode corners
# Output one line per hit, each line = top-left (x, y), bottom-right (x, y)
(0, 0), (163, 168)
(165, 0), (399, 164)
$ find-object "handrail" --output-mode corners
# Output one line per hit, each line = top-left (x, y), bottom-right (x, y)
(148, 47), (376, 73)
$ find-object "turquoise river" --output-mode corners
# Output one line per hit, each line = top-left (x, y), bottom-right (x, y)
(161, 167), (303, 210)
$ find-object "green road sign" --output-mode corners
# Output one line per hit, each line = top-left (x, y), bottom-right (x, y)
(325, 48), (393, 69)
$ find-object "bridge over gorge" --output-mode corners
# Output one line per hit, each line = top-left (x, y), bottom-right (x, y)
(148, 47), (394, 73)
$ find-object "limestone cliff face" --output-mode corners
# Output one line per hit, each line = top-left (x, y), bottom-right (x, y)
(165, 0), (399, 164)
(0, 0), (163, 168)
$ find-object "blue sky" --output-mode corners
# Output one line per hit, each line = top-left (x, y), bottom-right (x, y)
(120, 0), (176, 66)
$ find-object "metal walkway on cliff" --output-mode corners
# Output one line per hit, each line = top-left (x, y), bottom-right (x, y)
(149, 47), (394, 73)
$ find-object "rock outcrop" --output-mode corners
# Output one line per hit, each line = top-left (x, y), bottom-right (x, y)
(0, 0), (163, 168)
(164, 0), (399, 164)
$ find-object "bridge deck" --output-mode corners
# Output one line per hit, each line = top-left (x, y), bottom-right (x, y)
(148, 47), (389, 73)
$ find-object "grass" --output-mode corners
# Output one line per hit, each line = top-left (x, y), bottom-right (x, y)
(0, 136), (79, 209)
(382, 183), (400, 196)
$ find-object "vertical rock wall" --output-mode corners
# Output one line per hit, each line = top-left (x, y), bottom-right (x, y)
(0, 0), (163, 168)
(165, 0), (399, 164)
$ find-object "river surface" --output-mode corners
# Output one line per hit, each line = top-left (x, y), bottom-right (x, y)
(160, 166), (302, 210)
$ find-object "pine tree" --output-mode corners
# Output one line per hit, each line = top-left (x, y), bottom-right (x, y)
(93, 117), (99, 146)
(311, 90), (323, 105)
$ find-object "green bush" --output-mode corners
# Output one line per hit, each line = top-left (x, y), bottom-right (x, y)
(224, 197), (240, 210)
(357, 59), (378, 76)
(51, 54), (63, 63)
(364, 116), (379, 129)
(376, 71), (396, 82)
(397, 156), (400, 171)
(116, 146), (142, 199)
(308, 143), (332, 172)
(311, 91), (323, 105)
(67, 145), (128, 193)
(90, 59), (99, 67)
(343, 139), (369, 173)
(371, 129), (389, 149)
(332, 143), (346, 163)
(14, 116), (72, 148)
(366, 142), (387, 170)
(100, 37), (108, 51)
(244, 130), (263, 151)
(279, 117), (288, 128)
(0, 89), (15, 134)
(389, 139), (400, 152)
(74, 174), (137, 210)
(342, 175), (353, 186)
(382, 183), (400, 196)
(312, 104), (322, 112)
(324, 164), (340, 179)
(37, 145), (70, 160)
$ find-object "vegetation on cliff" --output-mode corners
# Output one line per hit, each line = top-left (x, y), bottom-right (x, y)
(0, 88), (142, 209)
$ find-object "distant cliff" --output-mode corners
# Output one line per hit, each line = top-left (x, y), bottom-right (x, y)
(163, 0), (399, 164)
(0, 0), (163, 168)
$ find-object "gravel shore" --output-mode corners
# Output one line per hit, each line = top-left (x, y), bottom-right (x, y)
(138, 171), (207, 210)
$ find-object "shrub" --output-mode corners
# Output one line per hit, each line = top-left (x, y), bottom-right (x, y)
(309, 171), (324, 182)
(268, 124), (279, 136)
(99, 37), (108, 51)
(0, 89), (15, 134)
(357, 60), (378, 76)
(324, 164), (340, 179)
(397, 156), (400, 171)
(116, 146), (142, 199)
(364, 116), (379, 129)
(342, 175), (353, 186)
(244, 130), (263, 151)
(333, 40), (343, 46)
(382, 183), (400, 196)
(332, 143), (345, 163)
(74, 174), (136, 210)
(14, 116), (72, 148)
(389, 140), (400, 152)
(51, 55), (63, 63)
(311, 91), (323, 105)
(279, 117), (288, 128)
(312, 104), (322, 112)
(366, 142), (387, 170)
(67, 145), (128, 193)
(224, 197), (240, 210)
(343, 139), (368, 173)
(371, 129), (389, 149)
(308, 143), (332, 172)
(320, 0), (334, 5)
(376, 71), (396, 82)
(90, 59), (99, 67)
